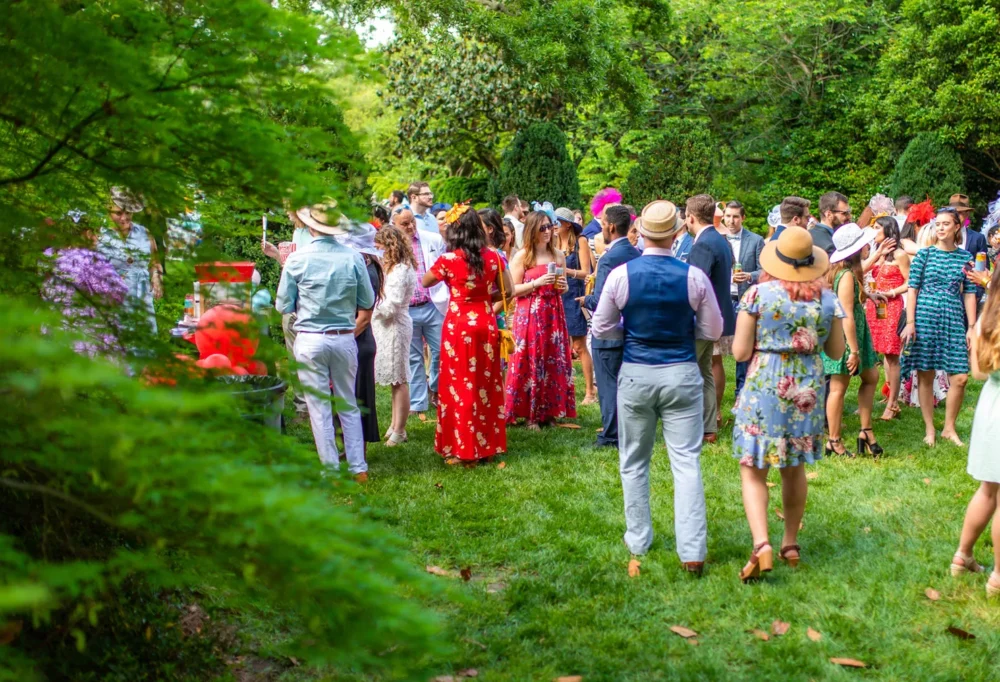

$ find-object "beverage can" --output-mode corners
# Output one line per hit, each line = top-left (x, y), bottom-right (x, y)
(547, 262), (557, 276)
(278, 241), (297, 265)
(976, 252), (987, 272)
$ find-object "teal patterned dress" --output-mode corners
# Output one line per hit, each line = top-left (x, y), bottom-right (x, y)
(732, 282), (846, 469)
(904, 246), (972, 376)
(821, 269), (877, 375)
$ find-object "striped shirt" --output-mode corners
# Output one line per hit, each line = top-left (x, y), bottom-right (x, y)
(410, 231), (432, 306)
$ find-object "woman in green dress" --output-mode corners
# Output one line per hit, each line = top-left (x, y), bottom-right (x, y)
(823, 224), (883, 458)
(900, 207), (977, 448)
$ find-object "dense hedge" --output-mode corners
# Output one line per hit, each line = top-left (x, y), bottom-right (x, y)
(491, 123), (580, 207)
(889, 133), (966, 205)
(622, 120), (716, 209)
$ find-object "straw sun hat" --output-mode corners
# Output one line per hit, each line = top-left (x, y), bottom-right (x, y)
(296, 200), (348, 236)
(638, 200), (683, 240)
(829, 223), (877, 264)
(759, 226), (829, 282)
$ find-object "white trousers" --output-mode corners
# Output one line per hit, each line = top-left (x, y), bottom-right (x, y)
(294, 332), (366, 474)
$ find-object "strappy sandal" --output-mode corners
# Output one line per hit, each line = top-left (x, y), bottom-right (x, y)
(779, 545), (801, 568)
(386, 431), (407, 447)
(739, 542), (773, 583)
(857, 428), (884, 458)
(987, 572), (1000, 599)
(950, 551), (987, 577)
(825, 437), (854, 458)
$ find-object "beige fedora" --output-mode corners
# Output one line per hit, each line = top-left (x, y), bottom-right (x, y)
(759, 226), (829, 282)
(638, 200), (682, 240)
(296, 200), (347, 236)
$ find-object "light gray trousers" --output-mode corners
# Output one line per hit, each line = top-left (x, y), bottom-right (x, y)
(617, 361), (707, 562)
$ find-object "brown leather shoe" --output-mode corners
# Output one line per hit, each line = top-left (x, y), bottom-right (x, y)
(353, 472), (369, 484)
(683, 562), (704, 577)
(703, 433), (717, 444)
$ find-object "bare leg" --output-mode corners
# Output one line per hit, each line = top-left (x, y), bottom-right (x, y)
(780, 465), (807, 552)
(993, 497), (1000, 572)
(958, 482), (998, 556)
(917, 370), (936, 446)
(572, 336), (596, 402)
(882, 354), (901, 418)
(857, 367), (877, 432)
(827, 374), (849, 453)
(391, 383), (410, 435)
(740, 465), (770, 546)
(712, 354), (726, 422)
(941, 373), (968, 445)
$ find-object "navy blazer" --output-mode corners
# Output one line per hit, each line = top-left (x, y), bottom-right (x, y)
(687, 226), (737, 336)
(584, 237), (641, 349)
(965, 228), (988, 296)
(673, 232), (693, 263)
(582, 218), (602, 240)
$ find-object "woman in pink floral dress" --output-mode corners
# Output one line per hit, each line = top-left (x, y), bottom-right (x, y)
(505, 211), (577, 429)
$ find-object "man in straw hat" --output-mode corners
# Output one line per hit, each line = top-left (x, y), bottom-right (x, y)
(276, 202), (376, 483)
(592, 200), (723, 575)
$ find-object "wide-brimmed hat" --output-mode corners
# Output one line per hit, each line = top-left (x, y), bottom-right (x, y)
(760, 226), (829, 282)
(335, 221), (382, 257)
(637, 200), (682, 240)
(110, 187), (144, 214)
(296, 201), (347, 236)
(949, 194), (973, 214)
(554, 207), (583, 235)
(829, 223), (877, 264)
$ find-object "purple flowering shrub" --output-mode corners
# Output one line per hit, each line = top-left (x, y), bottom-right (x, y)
(42, 248), (129, 356)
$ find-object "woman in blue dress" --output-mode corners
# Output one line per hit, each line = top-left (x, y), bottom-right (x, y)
(554, 208), (596, 404)
(900, 206), (978, 447)
(731, 227), (845, 582)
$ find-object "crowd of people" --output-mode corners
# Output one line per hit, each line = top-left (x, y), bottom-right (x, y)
(265, 181), (1000, 591)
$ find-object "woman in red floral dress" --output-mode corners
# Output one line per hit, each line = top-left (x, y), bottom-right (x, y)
(424, 206), (512, 463)
(864, 217), (910, 421)
(505, 211), (577, 429)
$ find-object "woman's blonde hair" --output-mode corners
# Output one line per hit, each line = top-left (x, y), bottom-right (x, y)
(374, 226), (416, 273)
(522, 211), (559, 269)
(978, 266), (1000, 373)
(916, 222), (938, 249)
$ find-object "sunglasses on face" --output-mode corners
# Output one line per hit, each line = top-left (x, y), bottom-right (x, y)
(538, 224), (553, 232)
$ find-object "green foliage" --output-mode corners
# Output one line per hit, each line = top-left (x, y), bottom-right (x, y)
(622, 120), (716, 208)
(436, 176), (491, 204)
(493, 123), (580, 207)
(889, 133), (966, 205)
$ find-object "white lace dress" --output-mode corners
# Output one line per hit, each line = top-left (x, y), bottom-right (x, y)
(373, 263), (417, 386)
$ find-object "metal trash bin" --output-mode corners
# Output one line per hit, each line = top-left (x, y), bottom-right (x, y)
(216, 375), (287, 431)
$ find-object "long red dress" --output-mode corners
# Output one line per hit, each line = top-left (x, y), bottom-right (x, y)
(429, 248), (506, 461)
(505, 264), (577, 424)
(865, 262), (905, 355)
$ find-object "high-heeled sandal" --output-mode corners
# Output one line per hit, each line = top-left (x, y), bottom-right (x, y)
(950, 552), (986, 577)
(779, 544), (801, 568)
(739, 542), (773, 583)
(386, 431), (407, 448)
(857, 428), (884, 458)
(825, 437), (855, 458)
(879, 403), (901, 421)
(987, 572), (1000, 599)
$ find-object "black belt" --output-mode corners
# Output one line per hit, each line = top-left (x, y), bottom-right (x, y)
(409, 300), (430, 308)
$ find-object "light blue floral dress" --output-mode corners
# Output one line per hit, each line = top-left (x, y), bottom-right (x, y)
(96, 223), (157, 334)
(732, 281), (845, 469)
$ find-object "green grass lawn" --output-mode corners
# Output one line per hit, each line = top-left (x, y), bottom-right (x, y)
(257, 360), (999, 681)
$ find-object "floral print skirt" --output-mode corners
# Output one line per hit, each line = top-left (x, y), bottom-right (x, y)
(732, 350), (826, 469)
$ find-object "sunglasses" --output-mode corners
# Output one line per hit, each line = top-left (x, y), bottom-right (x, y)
(538, 224), (553, 232)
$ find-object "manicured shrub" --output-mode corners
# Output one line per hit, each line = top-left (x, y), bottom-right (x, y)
(493, 123), (580, 207)
(889, 133), (965, 205)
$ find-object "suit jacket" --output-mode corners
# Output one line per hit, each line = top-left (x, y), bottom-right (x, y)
(413, 229), (449, 316)
(964, 227), (988, 296)
(731, 229), (766, 300)
(688, 226), (737, 336)
(584, 237), (641, 349)
(673, 232), (693, 263)
(582, 218), (602, 240)
(809, 223), (836, 256)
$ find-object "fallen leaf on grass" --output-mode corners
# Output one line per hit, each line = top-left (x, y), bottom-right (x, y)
(830, 658), (866, 668)
(486, 582), (507, 593)
(669, 625), (698, 639)
(923, 478), (931, 485)
(925, 588), (941, 601)
(434, 482), (443, 489)
(288, 656), (300, 667)
(771, 620), (790, 636)
(766, 481), (776, 489)
(457, 670), (479, 678)
(462, 637), (487, 651)
(554, 677), (583, 682)
(426, 565), (456, 578)
(775, 508), (785, 520)
(628, 559), (641, 578)
(946, 626), (975, 640)
(687, 638), (699, 646)
(806, 471), (819, 481)
(497, 461), (506, 469)
(460, 567), (472, 582)
(556, 423), (581, 430)
(863, 527), (871, 533)
(431, 676), (457, 682)
(748, 629), (770, 641)
(807, 628), (822, 642)
(595, 427), (603, 433)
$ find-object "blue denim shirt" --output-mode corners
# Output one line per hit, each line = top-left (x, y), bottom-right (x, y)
(275, 236), (375, 332)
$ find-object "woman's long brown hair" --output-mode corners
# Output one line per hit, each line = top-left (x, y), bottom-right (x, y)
(522, 211), (559, 269)
(827, 251), (867, 305)
(978, 265), (1000, 373)
(374, 226), (416, 273)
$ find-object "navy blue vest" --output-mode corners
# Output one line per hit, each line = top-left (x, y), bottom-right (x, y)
(621, 255), (697, 366)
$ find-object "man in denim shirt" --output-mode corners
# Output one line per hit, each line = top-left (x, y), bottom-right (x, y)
(276, 203), (375, 482)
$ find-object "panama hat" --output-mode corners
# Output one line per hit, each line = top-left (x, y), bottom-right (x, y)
(637, 200), (682, 240)
(829, 223), (877, 264)
(296, 200), (348, 236)
(759, 226), (829, 282)
(110, 187), (144, 214)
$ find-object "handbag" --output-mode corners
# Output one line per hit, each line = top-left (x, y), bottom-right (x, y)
(497, 258), (515, 362)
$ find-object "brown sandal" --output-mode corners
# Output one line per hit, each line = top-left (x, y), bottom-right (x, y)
(779, 545), (801, 568)
(740, 542), (773, 583)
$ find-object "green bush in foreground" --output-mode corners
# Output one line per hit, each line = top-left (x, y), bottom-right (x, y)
(0, 300), (444, 680)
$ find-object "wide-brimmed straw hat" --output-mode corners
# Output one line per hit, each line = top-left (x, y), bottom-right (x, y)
(554, 207), (583, 236)
(110, 187), (144, 214)
(637, 200), (682, 240)
(949, 194), (973, 215)
(335, 221), (382, 257)
(296, 200), (347, 236)
(829, 223), (877, 264)
(759, 226), (829, 282)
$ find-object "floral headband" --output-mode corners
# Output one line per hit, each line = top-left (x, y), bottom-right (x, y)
(442, 201), (472, 225)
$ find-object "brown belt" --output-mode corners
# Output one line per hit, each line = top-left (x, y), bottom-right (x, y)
(300, 329), (353, 335)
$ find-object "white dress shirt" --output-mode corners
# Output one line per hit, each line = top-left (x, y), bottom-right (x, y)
(726, 229), (743, 296)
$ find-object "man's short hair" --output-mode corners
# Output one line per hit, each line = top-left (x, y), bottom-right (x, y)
(726, 200), (745, 217)
(604, 204), (632, 238)
(389, 190), (405, 205)
(819, 191), (848, 216)
(895, 195), (913, 212)
(501, 195), (520, 214)
(779, 196), (811, 223)
(406, 182), (430, 200)
(685, 194), (716, 226)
